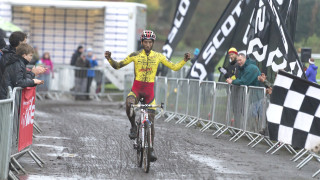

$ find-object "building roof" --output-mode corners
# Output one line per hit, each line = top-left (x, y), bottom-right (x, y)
(4, 0), (146, 9)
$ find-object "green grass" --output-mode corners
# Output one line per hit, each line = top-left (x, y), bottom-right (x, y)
(313, 59), (320, 81)
(104, 83), (121, 93)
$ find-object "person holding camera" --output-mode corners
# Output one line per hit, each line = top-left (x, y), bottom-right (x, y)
(218, 47), (239, 80)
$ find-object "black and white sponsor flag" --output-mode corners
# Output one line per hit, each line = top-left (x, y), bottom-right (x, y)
(159, 0), (198, 76)
(246, 0), (304, 81)
(267, 70), (320, 152)
(275, 0), (298, 41)
(187, 0), (249, 80)
(187, 0), (304, 81)
(219, 0), (301, 82)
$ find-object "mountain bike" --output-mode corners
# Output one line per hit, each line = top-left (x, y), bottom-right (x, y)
(130, 99), (163, 173)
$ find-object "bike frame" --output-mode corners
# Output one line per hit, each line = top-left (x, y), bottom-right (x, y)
(140, 108), (152, 149)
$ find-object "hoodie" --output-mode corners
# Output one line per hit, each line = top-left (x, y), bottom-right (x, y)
(306, 64), (318, 83)
(5, 54), (35, 88)
(0, 45), (16, 99)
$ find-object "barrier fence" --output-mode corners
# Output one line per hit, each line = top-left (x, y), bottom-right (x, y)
(27, 65), (124, 101)
(0, 87), (44, 180)
(123, 75), (320, 178)
(34, 65), (186, 101)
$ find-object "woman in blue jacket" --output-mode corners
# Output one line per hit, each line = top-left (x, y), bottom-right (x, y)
(306, 58), (318, 83)
(86, 48), (98, 98)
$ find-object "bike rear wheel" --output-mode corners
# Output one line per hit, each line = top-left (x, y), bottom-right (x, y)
(136, 123), (143, 167)
(143, 123), (151, 173)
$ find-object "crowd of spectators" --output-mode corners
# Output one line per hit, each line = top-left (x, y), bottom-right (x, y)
(0, 31), (46, 100)
(0, 31), (100, 101)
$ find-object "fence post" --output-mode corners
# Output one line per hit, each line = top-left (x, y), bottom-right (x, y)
(0, 98), (14, 180)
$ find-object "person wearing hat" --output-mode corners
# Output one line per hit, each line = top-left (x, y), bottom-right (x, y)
(218, 47), (239, 81)
(306, 58), (318, 83)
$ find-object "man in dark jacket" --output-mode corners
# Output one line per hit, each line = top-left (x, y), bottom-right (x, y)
(226, 53), (261, 86)
(0, 31), (46, 99)
(74, 53), (90, 100)
(5, 43), (43, 90)
(70, 45), (84, 66)
(0, 31), (28, 99)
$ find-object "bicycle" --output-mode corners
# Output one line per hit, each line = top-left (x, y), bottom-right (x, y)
(130, 99), (163, 173)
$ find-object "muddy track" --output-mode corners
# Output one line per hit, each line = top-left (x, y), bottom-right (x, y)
(18, 100), (320, 180)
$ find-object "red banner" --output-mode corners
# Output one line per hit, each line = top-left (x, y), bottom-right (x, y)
(18, 87), (36, 152)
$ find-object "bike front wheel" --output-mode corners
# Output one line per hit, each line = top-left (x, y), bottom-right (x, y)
(136, 123), (143, 167)
(143, 123), (151, 173)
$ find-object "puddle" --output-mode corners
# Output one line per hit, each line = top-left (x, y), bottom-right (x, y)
(47, 152), (78, 158)
(189, 154), (249, 175)
(34, 135), (71, 140)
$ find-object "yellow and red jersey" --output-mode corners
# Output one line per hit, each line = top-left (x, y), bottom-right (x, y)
(107, 49), (186, 82)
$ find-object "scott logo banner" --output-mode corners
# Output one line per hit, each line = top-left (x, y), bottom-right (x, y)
(18, 87), (36, 152)
(219, 0), (304, 82)
(159, 0), (198, 76)
(187, 0), (247, 80)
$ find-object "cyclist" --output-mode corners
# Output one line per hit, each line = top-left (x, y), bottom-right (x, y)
(105, 30), (190, 162)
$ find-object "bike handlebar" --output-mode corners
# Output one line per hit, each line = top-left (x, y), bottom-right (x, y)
(131, 103), (164, 109)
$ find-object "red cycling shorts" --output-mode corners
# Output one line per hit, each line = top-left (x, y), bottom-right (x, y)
(129, 80), (155, 104)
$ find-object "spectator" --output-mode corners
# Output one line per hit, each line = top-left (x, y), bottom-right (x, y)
(75, 53), (90, 100)
(4, 43), (43, 90)
(70, 45), (84, 66)
(218, 47), (239, 81)
(38, 52), (54, 91)
(257, 72), (274, 135)
(306, 58), (318, 83)
(0, 31), (46, 99)
(226, 53), (261, 86)
(86, 48), (98, 99)
(258, 73), (272, 90)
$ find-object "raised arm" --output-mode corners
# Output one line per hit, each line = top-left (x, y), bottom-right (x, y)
(104, 51), (133, 70)
(160, 52), (190, 71)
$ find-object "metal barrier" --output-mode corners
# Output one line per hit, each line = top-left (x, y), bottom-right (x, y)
(172, 79), (189, 123)
(0, 98), (14, 180)
(163, 78), (178, 121)
(245, 86), (273, 148)
(123, 74), (134, 101)
(155, 77), (167, 119)
(198, 81), (216, 132)
(185, 80), (202, 128)
(31, 65), (114, 101)
(6, 87), (44, 179)
(211, 82), (230, 135)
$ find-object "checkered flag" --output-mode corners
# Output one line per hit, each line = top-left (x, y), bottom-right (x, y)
(267, 70), (320, 152)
